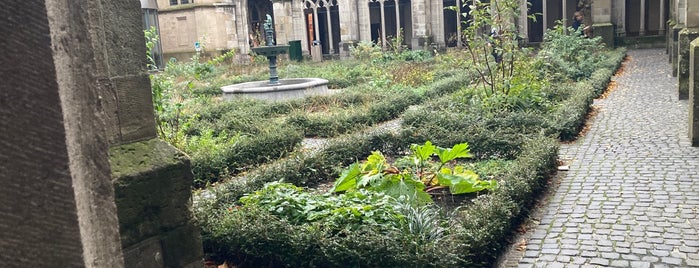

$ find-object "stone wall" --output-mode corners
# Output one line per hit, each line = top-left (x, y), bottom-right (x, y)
(1, 0), (125, 266)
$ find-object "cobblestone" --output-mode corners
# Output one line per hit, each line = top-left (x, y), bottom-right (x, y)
(507, 49), (699, 267)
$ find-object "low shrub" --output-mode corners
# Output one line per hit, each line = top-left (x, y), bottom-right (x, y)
(190, 125), (303, 187)
(197, 135), (558, 267)
(287, 91), (420, 138)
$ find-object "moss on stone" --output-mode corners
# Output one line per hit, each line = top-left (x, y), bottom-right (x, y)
(109, 138), (187, 179)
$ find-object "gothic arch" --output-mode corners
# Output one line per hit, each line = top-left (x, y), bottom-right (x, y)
(303, 0), (340, 54)
(367, 0), (411, 47)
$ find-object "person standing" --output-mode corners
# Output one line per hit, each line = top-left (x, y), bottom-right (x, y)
(572, 11), (590, 37)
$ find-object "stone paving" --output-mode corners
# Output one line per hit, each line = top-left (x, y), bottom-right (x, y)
(515, 49), (699, 267)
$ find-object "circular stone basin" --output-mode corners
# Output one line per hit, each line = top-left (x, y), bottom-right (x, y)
(221, 78), (330, 102)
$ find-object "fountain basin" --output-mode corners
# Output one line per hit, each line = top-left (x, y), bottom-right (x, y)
(221, 78), (330, 102)
(251, 45), (289, 57)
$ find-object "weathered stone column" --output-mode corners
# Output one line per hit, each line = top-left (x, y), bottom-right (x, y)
(338, 0), (359, 58)
(591, 0), (615, 47)
(430, 0), (445, 48)
(291, 0), (309, 55)
(677, 0), (699, 100)
(358, 0), (372, 42)
(273, 0), (293, 47)
(1, 0), (124, 267)
(673, 0), (687, 77)
(411, 0), (428, 49)
(668, 0), (676, 58)
(325, 2), (335, 54)
(689, 38), (699, 146)
(97, 0), (203, 267)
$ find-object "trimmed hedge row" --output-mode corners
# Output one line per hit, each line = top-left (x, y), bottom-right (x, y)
(194, 49), (626, 266)
(190, 125), (303, 187)
(457, 135), (558, 266)
(196, 130), (404, 208)
(197, 134), (558, 267)
(547, 48), (627, 140)
(287, 91), (421, 137)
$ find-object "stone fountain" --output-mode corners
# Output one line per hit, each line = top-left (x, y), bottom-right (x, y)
(222, 14), (329, 101)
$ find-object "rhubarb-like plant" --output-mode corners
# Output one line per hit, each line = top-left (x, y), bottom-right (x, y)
(331, 141), (497, 205)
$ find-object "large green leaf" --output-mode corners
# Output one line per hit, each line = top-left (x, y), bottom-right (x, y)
(411, 141), (436, 162)
(375, 174), (432, 205)
(435, 142), (472, 164)
(357, 170), (384, 188)
(437, 170), (492, 194)
(332, 163), (361, 192)
(363, 151), (387, 172)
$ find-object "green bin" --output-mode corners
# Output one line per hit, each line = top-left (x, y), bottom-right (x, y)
(288, 40), (302, 61)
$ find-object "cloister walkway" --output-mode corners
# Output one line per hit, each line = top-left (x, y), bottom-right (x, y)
(509, 49), (699, 267)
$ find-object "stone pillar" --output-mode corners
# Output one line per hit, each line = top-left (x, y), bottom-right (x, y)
(325, 2), (335, 54)
(612, 0), (626, 37)
(677, 0), (699, 100)
(411, 0), (428, 49)
(519, 0), (529, 46)
(689, 38), (699, 146)
(292, 0), (309, 55)
(359, 0), (372, 42)
(542, 0), (548, 30)
(98, 0), (204, 267)
(660, 0), (667, 35)
(338, 0), (359, 58)
(1, 0), (125, 267)
(591, 0), (615, 47)
(430, 0), (446, 48)
(272, 0), (293, 46)
(379, 0), (387, 47)
(668, 0), (675, 58)
(672, 0), (685, 76)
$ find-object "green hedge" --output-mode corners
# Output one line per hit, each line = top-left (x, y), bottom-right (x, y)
(197, 135), (558, 267)
(193, 48), (626, 267)
(190, 126), (303, 187)
(547, 48), (627, 140)
(197, 130), (404, 207)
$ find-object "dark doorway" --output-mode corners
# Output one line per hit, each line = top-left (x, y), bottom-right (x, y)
(303, 0), (341, 55)
(528, 0), (543, 43)
(443, 0), (471, 47)
(248, 0), (274, 46)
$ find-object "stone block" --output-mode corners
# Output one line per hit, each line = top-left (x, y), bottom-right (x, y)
(689, 37), (699, 146)
(673, 24), (684, 77)
(123, 237), (164, 268)
(113, 75), (158, 144)
(678, 27), (699, 99)
(109, 138), (195, 247)
(101, 0), (148, 77)
(160, 225), (204, 268)
(592, 23), (615, 48)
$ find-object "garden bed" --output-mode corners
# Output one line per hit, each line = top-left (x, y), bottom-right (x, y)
(151, 16), (627, 267)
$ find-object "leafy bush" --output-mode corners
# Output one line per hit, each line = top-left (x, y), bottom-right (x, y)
(535, 22), (606, 81)
(332, 142), (496, 205)
(349, 41), (384, 61)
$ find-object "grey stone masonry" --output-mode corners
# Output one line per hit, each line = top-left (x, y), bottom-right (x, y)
(690, 38), (699, 146)
(514, 49), (699, 267)
(1, 1), (124, 267)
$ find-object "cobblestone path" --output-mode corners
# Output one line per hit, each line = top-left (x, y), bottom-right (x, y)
(516, 49), (699, 267)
